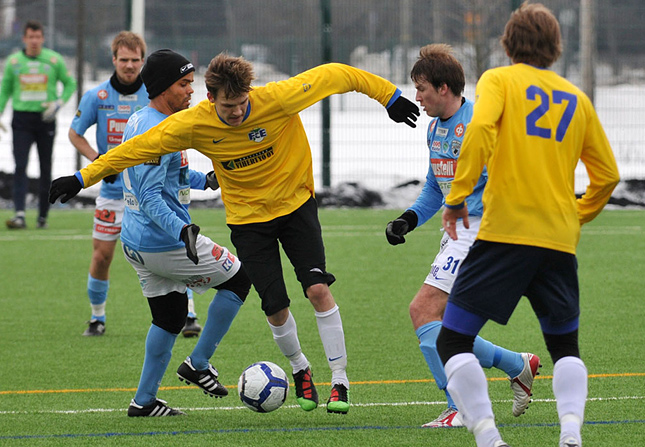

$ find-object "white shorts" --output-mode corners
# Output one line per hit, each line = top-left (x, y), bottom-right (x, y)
(424, 217), (481, 294)
(93, 196), (124, 241)
(122, 233), (241, 297)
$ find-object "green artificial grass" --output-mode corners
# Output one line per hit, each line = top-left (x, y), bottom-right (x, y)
(0, 207), (643, 446)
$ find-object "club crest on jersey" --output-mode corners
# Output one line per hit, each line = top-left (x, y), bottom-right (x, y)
(451, 140), (462, 156)
(248, 127), (267, 143)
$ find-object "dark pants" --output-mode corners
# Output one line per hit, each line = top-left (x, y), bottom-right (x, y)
(228, 196), (335, 317)
(11, 111), (56, 218)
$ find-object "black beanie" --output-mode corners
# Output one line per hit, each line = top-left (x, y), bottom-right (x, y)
(141, 49), (195, 99)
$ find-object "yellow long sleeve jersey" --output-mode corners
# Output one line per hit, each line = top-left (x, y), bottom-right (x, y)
(79, 63), (398, 225)
(445, 63), (619, 254)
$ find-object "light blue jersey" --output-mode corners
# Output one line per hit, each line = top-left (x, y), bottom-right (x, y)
(409, 98), (486, 226)
(70, 79), (148, 199)
(120, 106), (207, 252)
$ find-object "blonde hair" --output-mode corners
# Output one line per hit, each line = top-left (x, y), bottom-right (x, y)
(111, 31), (146, 59)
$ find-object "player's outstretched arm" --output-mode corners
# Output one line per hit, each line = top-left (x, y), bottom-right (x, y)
(49, 174), (83, 204)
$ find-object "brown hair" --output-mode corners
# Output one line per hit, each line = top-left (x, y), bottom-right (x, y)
(410, 44), (465, 97)
(205, 53), (255, 99)
(501, 1), (562, 68)
(23, 20), (44, 36)
(111, 31), (146, 58)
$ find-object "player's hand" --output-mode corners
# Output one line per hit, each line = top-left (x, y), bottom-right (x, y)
(386, 95), (419, 128)
(385, 210), (418, 245)
(41, 99), (63, 123)
(205, 171), (219, 191)
(49, 175), (82, 204)
(442, 204), (469, 240)
(180, 224), (201, 265)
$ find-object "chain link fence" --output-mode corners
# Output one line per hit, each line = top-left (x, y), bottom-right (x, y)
(1, 1), (643, 203)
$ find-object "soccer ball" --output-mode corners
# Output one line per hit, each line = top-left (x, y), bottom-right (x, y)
(238, 361), (289, 413)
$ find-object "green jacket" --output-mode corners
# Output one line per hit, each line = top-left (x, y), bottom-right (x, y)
(0, 48), (77, 113)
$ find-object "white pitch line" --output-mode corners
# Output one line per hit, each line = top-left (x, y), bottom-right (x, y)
(0, 234), (91, 242)
(0, 395), (642, 416)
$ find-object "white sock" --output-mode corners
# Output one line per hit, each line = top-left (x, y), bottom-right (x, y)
(553, 356), (587, 445)
(315, 305), (349, 388)
(187, 290), (196, 316)
(445, 353), (500, 446)
(473, 419), (503, 447)
(90, 303), (106, 318)
(267, 311), (309, 373)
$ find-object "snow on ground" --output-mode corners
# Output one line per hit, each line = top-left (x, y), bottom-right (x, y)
(0, 75), (643, 209)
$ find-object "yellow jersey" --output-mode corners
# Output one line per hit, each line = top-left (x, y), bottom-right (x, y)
(445, 63), (619, 254)
(79, 63), (398, 224)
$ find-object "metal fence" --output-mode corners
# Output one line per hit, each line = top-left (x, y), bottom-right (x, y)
(1, 0), (643, 196)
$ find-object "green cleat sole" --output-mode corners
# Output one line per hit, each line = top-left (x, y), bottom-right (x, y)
(326, 401), (349, 414)
(296, 397), (318, 411)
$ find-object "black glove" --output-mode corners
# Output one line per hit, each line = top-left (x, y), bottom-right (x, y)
(385, 210), (418, 245)
(103, 174), (118, 184)
(387, 95), (419, 128)
(205, 171), (219, 191)
(94, 154), (118, 184)
(49, 175), (82, 204)
(180, 224), (201, 265)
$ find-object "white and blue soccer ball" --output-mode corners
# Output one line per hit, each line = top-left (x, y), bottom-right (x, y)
(238, 361), (289, 413)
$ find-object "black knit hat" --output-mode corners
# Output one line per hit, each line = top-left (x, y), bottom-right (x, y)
(141, 49), (195, 99)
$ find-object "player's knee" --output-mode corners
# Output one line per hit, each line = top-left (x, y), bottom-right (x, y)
(409, 288), (446, 325)
(217, 267), (252, 302)
(436, 326), (475, 365)
(147, 291), (188, 334)
(543, 330), (580, 363)
(305, 282), (330, 302)
(92, 249), (114, 270)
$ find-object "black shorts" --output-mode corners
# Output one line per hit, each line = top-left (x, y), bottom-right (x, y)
(228, 196), (336, 316)
(446, 240), (579, 327)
